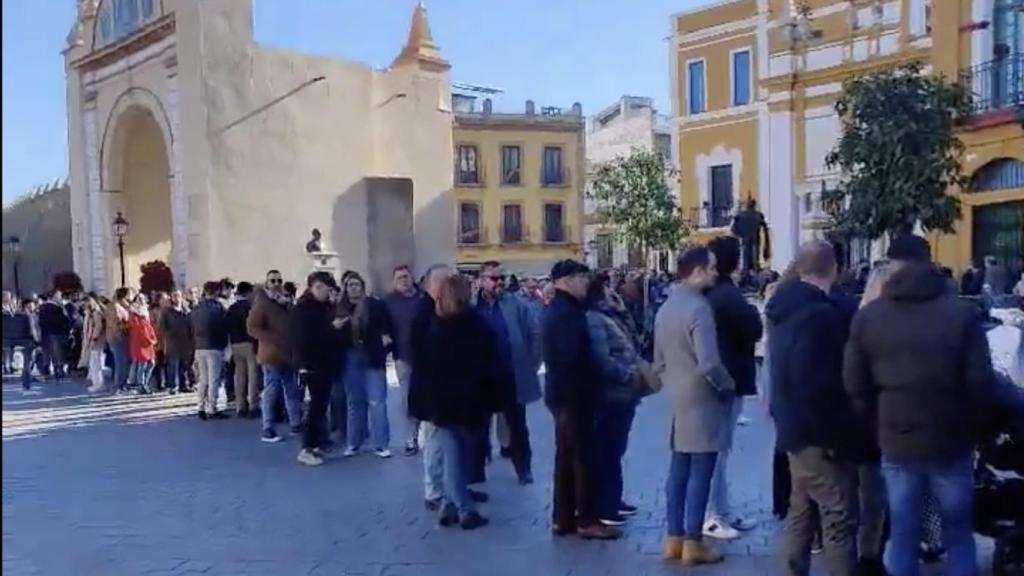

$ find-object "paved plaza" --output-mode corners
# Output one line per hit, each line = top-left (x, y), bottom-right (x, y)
(2, 375), (994, 576)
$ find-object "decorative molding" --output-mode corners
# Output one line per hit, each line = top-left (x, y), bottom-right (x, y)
(73, 14), (175, 72)
(83, 33), (175, 87)
(677, 16), (758, 45)
(805, 82), (842, 98)
(677, 102), (760, 125)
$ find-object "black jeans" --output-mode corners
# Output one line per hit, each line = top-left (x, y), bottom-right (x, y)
(301, 370), (331, 450)
(595, 402), (636, 517)
(503, 402), (532, 477)
(552, 407), (598, 528)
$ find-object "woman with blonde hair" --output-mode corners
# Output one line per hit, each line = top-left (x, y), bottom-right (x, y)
(409, 275), (501, 530)
(80, 295), (107, 392)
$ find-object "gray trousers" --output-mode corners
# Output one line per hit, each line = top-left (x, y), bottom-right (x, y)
(782, 447), (859, 576)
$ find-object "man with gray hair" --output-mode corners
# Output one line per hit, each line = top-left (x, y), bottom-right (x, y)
(766, 241), (861, 576)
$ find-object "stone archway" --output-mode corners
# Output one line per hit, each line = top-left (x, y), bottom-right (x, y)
(103, 105), (173, 288)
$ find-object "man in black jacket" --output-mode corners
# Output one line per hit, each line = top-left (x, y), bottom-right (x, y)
(766, 241), (859, 576)
(191, 282), (229, 420)
(703, 236), (763, 540)
(37, 291), (71, 380)
(227, 282), (259, 418)
(543, 259), (619, 541)
(292, 271), (342, 467)
(844, 235), (993, 576)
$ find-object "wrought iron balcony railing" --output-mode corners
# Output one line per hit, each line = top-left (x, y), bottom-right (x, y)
(960, 53), (1024, 116)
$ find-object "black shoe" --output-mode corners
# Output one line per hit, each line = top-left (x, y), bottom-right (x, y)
(438, 504), (459, 527)
(198, 411), (208, 421)
(403, 441), (419, 457)
(517, 471), (534, 485)
(237, 409), (249, 418)
(290, 426), (303, 437)
(425, 498), (442, 512)
(210, 411), (230, 420)
(261, 429), (282, 443)
(460, 511), (489, 530)
(499, 446), (512, 459)
(249, 408), (261, 420)
(468, 489), (489, 503)
(618, 502), (638, 516)
(599, 513), (627, 527)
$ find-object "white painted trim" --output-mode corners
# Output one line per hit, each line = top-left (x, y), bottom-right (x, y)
(677, 16), (758, 45)
(82, 34), (176, 87)
(805, 104), (835, 119)
(768, 90), (793, 104)
(882, 1), (900, 25)
(670, 15), (681, 122)
(679, 115), (757, 133)
(805, 82), (842, 98)
(164, 72), (188, 287)
(805, 41), (846, 72)
(695, 145), (743, 214)
(879, 31), (901, 56)
(84, 107), (107, 294)
(684, 57), (707, 116)
(768, 52), (796, 77)
(768, 1), (851, 28)
(908, 0), (928, 37)
(756, 0), (770, 98)
(729, 46), (754, 107)
(678, 102), (760, 125)
(671, 0), (749, 21)
(678, 31), (757, 53)
(910, 36), (933, 49)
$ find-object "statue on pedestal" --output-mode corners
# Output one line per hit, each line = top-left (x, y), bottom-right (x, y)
(305, 228), (338, 274)
(730, 198), (771, 274)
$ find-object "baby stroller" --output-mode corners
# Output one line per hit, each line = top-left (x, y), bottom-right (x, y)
(974, 371), (1024, 576)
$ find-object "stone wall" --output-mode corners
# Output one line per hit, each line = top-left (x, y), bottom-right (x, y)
(1, 182), (74, 296)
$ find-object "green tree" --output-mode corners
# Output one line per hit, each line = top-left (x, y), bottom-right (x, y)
(823, 63), (970, 239)
(587, 147), (685, 263)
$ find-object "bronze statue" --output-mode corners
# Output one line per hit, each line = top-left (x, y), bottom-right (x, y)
(730, 198), (770, 273)
(305, 228), (324, 254)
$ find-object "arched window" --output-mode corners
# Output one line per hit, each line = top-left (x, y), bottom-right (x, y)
(96, 0), (158, 47)
(972, 158), (1024, 192)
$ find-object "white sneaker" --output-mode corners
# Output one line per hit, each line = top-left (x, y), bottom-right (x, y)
(736, 415), (752, 426)
(374, 448), (392, 459)
(87, 384), (105, 393)
(703, 517), (740, 540)
(342, 446), (359, 458)
(297, 449), (324, 467)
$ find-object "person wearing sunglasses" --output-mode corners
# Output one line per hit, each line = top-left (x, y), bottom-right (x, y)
(248, 270), (304, 443)
(474, 261), (542, 486)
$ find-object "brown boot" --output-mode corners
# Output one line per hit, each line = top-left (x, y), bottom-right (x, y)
(681, 539), (724, 566)
(662, 536), (684, 560)
(577, 523), (622, 541)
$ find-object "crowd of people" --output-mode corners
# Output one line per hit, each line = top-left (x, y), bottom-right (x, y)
(2, 234), (1022, 574)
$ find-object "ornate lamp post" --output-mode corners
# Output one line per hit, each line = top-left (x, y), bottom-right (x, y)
(112, 211), (129, 287)
(4, 235), (21, 296)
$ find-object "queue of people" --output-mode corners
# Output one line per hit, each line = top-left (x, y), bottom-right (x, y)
(2, 235), (1021, 572)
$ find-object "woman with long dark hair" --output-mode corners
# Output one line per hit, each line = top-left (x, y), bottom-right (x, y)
(336, 273), (394, 458)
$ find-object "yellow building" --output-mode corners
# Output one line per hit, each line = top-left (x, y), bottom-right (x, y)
(452, 98), (585, 275)
(672, 0), (1023, 275)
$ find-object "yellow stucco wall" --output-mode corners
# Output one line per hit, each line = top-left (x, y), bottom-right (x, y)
(451, 121), (584, 273)
(678, 117), (759, 213)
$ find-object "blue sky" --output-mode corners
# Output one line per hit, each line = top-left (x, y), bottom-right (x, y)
(1, 0), (703, 202)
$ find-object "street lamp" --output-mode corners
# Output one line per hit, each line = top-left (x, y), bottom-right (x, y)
(112, 211), (129, 287)
(3, 235), (21, 296)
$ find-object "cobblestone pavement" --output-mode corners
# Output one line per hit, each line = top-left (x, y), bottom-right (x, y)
(2, 375), (994, 576)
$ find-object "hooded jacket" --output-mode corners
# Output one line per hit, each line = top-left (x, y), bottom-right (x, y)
(766, 279), (861, 456)
(844, 263), (994, 462)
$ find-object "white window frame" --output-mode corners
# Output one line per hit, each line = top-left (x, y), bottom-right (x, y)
(685, 58), (707, 116)
(729, 47), (753, 107)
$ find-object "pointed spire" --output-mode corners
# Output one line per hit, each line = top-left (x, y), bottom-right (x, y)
(392, 1), (450, 72)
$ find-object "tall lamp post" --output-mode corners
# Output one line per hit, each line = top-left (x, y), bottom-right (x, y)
(4, 236), (21, 297)
(112, 211), (129, 287)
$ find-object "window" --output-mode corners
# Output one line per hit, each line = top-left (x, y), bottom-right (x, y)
(543, 203), (565, 243)
(459, 203), (481, 244)
(97, 0), (158, 46)
(687, 60), (706, 114)
(972, 158), (1024, 192)
(596, 233), (614, 269)
(732, 50), (751, 106)
(542, 146), (564, 186)
(501, 145), (522, 185)
(709, 165), (734, 227)
(501, 204), (524, 243)
(456, 145), (480, 185)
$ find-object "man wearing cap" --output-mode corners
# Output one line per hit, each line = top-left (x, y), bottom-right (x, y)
(844, 234), (994, 576)
(543, 260), (620, 541)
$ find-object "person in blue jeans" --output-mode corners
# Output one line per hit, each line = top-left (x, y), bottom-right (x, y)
(336, 273), (393, 458)
(246, 273), (305, 443)
(654, 247), (735, 566)
(845, 235), (994, 576)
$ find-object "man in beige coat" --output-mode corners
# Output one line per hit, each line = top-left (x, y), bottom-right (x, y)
(655, 246), (736, 566)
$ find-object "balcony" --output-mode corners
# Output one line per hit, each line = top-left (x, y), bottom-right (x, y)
(458, 226), (488, 246)
(542, 224), (574, 245)
(689, 204), (734, 229)
(454, 163), (487, 187)
(499, 224), (528, 245)
(960, 54), (1024, 119)
(541, 166), (572, 188)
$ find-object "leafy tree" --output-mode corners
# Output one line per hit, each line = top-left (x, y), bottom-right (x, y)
(139, 260), (174, 295)
(587, 147), (685, 263)
(823, 63), (970, 239)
